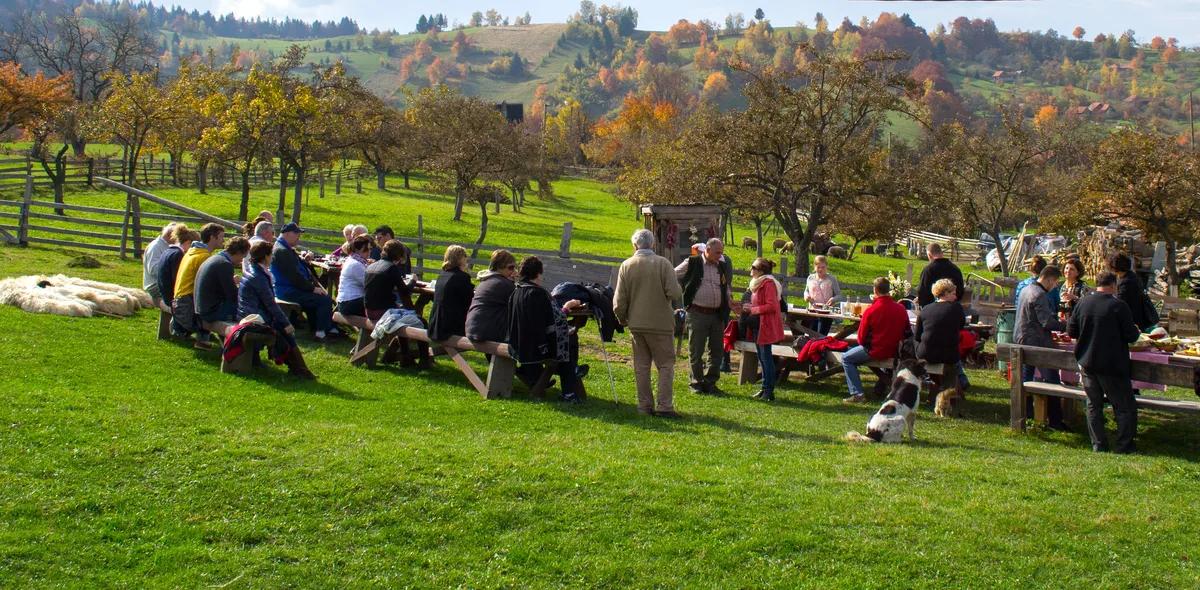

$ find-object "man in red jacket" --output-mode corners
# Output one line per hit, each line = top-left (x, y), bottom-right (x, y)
(843, 277), (911, 403)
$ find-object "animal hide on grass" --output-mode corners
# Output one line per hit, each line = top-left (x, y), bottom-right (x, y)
(0, 275), (152, 318)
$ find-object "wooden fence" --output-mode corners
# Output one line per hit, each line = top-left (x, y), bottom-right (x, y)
(0, 156), (372, 193)
(0, 178), (901, 306)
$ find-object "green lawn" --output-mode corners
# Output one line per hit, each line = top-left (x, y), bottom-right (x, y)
(2, 243), (1200, 587)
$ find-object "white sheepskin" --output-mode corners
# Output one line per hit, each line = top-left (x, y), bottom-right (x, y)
(0, 275), (153, 318)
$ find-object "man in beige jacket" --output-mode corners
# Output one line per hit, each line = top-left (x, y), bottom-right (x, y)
(614, 229), (684, 417)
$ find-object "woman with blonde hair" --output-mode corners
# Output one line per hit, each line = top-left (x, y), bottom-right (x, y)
(803, 254), (843, 335)
(428, 245), (475, 340)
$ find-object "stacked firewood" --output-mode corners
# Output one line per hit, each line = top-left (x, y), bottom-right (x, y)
(1073, 226), (1155, 279)
(1152, 243), (1200, 296)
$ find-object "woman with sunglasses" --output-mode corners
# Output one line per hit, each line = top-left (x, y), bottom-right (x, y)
(466, 249), (519, 343)
(748, 258), (786, 401)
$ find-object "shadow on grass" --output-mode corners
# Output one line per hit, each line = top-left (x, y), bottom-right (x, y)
(162, 338), (368, 401)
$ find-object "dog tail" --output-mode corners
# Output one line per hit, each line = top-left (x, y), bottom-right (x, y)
(844, 431), (876, 443)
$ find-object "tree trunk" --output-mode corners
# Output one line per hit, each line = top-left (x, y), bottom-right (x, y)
(494, 189), (501, 214)
(198, 161), (208, 194)
(1163, 232), (1179, 287)
(276, 166), (289, 224)
(847, 237), (864, 261)
(754, 218), (764, 259)
(402, 171), (410, 189)
(239, 168), (251, 222)
(471, 199), (489, 263)
(453, 181), (466, 221)
(291, 166), (305, 224)
(376, 167), (386, 189)
(989, 227), (1010, 277)
(512, 187), (520, 212)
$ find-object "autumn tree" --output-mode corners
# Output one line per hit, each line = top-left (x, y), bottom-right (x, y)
(353, 94), (419, 189)
(98, 72), (180, 187)
(1033, 105), (1058, 131)
(584, 93), (678, 167)
(624, 46), (923, 277)
(154, 54), (235, 190)
(1077, 128), (1200, 286)
(700, 71), (730, 101)
(543, 96), (592, 167)
(0, 62), (71, 135)
(427, 56), (453, 85)
(413, 40), (433, 62)
(201, 63), (281, 220)
(1072, 26), (1085, 40)
(1150, 36), (1167, 51)
(407, 85), (511, 220)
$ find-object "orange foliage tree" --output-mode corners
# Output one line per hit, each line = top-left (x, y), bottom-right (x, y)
(1033, 105), (1058, 131)
(413, 40), (433, 62)
(597, 67), (618, 95)
(667, 20), (704, 45)
(583, 93), (678, 167)
(0, 62), (72, 135)
(399, 55), (417, 82)
(701, 72), (730, 100)
(427, 57), (453, 85)
(1150, 36), (1167, 51)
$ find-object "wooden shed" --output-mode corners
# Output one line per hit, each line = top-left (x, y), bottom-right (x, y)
(641, 204), (725, 266)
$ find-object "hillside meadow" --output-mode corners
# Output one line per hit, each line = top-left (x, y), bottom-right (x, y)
(1, 179), (1199, 587)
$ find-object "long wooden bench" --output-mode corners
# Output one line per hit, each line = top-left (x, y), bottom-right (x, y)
(350, 326), (580, 400)
(998, 343), (1200, 432)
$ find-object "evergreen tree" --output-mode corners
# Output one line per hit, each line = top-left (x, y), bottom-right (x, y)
(417, 14), (429, 33)
(601, 25), (614, 51)
(509, 52), (524, 77)
(574, 52), (586, 70)
(754, 8), (765, 20)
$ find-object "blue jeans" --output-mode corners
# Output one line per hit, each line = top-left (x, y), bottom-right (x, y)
(285, 289), (334, 334)
(842, 345), (874, 397)
(810, 318), (832, 335)
(756, 343), (776, 393)
(957, 361), (970, 389)
(200, 301), (238, 324)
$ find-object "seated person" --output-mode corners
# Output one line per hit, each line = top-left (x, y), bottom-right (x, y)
(465, 249), (517, 342)
(842, 277), (910, 403)
(364, 239), (430, 367)
(239, 241), (317, 379)
(156, 225), (195, 312)
(427, 245), (475, 341)
(173, 223), (226, 349)
(331, 224), (369, 257)
(915, 278), (967, 392)
(196, 236), (251, 325)
(245, 221), (275, 275)
(507, 256), (584, 403)
(335, 235), (373, 318)
(143, 223), (178, 307)
(370, 225), (394, 262)
(271, 223), (341, 343)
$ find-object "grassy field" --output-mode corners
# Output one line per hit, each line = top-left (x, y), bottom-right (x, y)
(2, 179), (1200, 586)
(2, 242), (1200, 587)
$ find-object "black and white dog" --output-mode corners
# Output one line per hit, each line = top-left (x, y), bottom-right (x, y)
(846, 360), (928, 443)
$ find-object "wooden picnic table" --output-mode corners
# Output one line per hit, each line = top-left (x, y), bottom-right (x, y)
(308, 258), (342, 300)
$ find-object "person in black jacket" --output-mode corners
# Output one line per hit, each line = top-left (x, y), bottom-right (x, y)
(364, 239), (430, 368)
(156, 226), (195, 311)
(508, 256), (584, 403)
(1108, 252), (1154, 332)
(427, 245), (475, 341)
(196, 237), (250, 323)
(466, 249), (517, 342)
(916, 243), (964, 307)
(1068, 271), (1142, 453)
(915, 279), (967, 366)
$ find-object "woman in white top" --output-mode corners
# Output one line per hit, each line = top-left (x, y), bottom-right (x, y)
(335, 235), (373, 317)
(803, 255), (844, 335)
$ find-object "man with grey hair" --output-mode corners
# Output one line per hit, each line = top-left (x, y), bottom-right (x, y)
(245, 221), (276, 275)
(143, 223), (178, 305)
(675, 237), (737, 394)
(615, 229), (684, 416)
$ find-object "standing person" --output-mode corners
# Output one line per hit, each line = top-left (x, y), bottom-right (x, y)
(334, 235), (373, 318)
(915, 278), (967, 385)
(1058, 258), (1091, 318)
(196, 236), (250, 324)
(427, 245), (475, 341)
(272, 223), (340, 343)
(1068, 271), (1142, 453)
(842, 278), (910, 403)
(466, 250), (518, 343)
(747, 258), (785, 402)
(803, 254), (843, 334)
(174, 223), (226, 349)
(1013, 255), (1047, 304)
(143, 223), (178, 307)
(614, 229), (684, 417)
(156, 226), (195, 314)
(675, 238), (737, 395)
(916, 243), (965, 307)
(1014, 265), (1069, 431)
(1109, 252), (1155, 332)
(508, 256), (585, 403)
(238, 241), (317, 380)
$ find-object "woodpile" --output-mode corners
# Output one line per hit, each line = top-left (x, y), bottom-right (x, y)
(1152, 242), (1200, 296)
(1069, 226), (1155, 279)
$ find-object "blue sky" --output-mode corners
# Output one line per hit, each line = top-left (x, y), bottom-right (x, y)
(202, 0), (1200, 45)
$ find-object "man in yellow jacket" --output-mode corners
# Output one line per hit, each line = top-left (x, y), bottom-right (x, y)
(173, 223), (226, 350)
(614, 229), (684, 418)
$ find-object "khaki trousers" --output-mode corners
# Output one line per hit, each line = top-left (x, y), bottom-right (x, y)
(630, 331), (676, 412)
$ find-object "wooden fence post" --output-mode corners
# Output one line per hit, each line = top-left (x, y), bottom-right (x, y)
(119, 194), (133, 260)
(559, 222), (573, 258)
(131, 195), (143, 258)
(356, 178), (362, 194)
(335, 171), (342, 195)
(779, 257), (789, 303)
(319, 172), (326, 199)
(416, 215), (425, 281)
(86, 158), (94, 188)
(17, 176), (32, 246)
(906, 262), (914, 287)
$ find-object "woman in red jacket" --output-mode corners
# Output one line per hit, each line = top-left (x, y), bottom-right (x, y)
(748, 258), (785, 401)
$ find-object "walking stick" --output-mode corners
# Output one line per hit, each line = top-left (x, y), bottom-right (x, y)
(594, 308), (619, 406)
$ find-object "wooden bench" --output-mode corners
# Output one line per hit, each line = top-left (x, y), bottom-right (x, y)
(350, 327), (581, 400)
(331, 312), (374, 355)
(200, 320), (277, 375)
(997, 343), (1200, 432)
